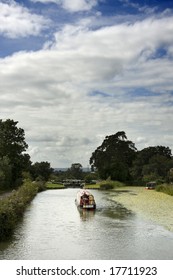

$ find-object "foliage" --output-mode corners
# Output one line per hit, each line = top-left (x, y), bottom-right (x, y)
(156, 184), (173, 196)
(30, 161), (53, 182)
(0, 119), (31, 188)
(90, 131), (137, 181)
(131, 146), (173, 184)
(0, 156), (12, 189)
(0, 180), (41, 240)
(84, 172), (99, 183)
(66, 163), (83, 179)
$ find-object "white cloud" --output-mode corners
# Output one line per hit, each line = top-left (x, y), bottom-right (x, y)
(0, 0), (50, 38)
(31, 0), (98, 12)
(0, 14), (173, 166)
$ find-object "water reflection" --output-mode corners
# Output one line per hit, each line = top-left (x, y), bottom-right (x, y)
(77, 207), (96, 221)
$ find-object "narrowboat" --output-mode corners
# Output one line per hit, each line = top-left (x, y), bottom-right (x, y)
(75, 190), (96, 210)
(145, 181), (156, 190)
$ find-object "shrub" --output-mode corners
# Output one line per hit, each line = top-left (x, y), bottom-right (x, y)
(156, 184), (173, 196)
(0, 180), (39, 241)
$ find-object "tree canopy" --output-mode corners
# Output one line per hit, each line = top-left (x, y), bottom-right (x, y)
(90, 131), (173, 184)
(131, 146), (173, 184)
(0, 119), (53, 189)
(30, 161), (53, 182)
(0, 119), (31, 188)
(90, 131), (137, 181)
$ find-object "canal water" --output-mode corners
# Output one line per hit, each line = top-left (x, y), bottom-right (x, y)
(0, 188), (173, 260)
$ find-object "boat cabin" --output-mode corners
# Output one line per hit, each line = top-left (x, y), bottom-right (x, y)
(145, 181), (156, 190)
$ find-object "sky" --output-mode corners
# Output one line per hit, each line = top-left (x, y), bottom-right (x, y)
(0, 0), (173, 168)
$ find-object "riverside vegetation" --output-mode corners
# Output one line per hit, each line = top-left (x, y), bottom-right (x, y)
(0, 180), (45, 241)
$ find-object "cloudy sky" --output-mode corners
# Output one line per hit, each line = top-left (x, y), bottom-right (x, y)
(0, 0), (173, 168)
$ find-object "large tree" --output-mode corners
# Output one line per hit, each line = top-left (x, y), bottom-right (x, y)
(90, 131), (137, 181)
(0, 119), (30, 187)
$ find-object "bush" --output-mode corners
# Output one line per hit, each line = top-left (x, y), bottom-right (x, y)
(0, 180), (40, 241)
(33, 180), (46, 192)
(156, 184), (173, 196)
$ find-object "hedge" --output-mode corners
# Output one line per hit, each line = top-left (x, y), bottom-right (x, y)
(0, 180), (45, 241)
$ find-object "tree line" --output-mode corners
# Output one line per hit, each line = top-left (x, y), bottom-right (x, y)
(1, 120), (173, 191)
(90, 131), (173, 185)
(0, 119), (52, 190)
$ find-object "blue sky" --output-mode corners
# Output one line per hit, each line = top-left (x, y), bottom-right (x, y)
(0, 0), (173, 167)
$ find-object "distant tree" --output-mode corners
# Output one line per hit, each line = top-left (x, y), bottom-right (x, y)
(90, 131), (137, 181)
(84, 172), (99, 183)
(0, 119), (30, 188)
(30, 161), (53, 182)
(67, 163), (83, 179)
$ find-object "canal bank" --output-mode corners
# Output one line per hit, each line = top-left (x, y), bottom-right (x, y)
(113, 187), (173, 232)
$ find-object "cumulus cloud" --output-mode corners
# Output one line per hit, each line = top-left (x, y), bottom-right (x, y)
(31, 0), (98, 12)
(0, 0), (50, 38)
(0, 13), (173, 166)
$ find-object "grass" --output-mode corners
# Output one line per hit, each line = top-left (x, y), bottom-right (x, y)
(84, 183), (100, 189)
(46, 182), (65, 189)
(85, 180), (125, 190)
(46, 180), (126, 190)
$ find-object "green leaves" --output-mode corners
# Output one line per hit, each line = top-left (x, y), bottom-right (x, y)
(90, 131), (137, 181)
(0, 119), (30, 188)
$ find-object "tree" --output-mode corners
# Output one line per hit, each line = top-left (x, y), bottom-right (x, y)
(0, 119), (28, 157)
(30, 161), (53, 181)
(131, 146), (172, 184)
(90, 131), (137, 181)
(0, 119), (30, 187)
(67, 163), (83, 179)
(0, 156), (12, 189)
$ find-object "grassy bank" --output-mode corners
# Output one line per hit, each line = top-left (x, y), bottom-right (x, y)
(46, 180), (126, 190)
(0, 180), (44, 241)
(86, 180), (125, 189)
(46, 182), (65, 189)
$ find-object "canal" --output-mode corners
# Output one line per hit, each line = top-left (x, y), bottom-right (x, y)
(0, 188), (173, 260)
